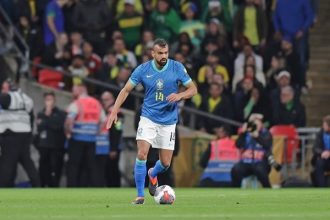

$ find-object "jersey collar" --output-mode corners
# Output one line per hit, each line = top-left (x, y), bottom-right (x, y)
(152, 59), (169, 73)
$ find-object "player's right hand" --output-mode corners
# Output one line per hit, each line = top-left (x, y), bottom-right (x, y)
(106, 113), (118, 130)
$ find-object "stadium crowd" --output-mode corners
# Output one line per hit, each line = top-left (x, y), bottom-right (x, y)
(1, 0), (328, 188)
(3, 0), (316, 129)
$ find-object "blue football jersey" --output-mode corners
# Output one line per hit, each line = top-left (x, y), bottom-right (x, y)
(129, 59), (192, 125)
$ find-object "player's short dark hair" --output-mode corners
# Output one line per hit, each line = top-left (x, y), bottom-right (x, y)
(153, 38), (168, 48)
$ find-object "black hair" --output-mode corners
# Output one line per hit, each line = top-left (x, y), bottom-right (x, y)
(72, 54), (85, 61)
(209, 82), (223, 90)
(214, 124), (232, 136)
(221, 124), (232, 136)
(153, 38), (168, 48)
(43, 91), (55, 97)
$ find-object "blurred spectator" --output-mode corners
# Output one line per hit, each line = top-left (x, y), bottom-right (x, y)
(234, 85), (268, 124)
(197, 53), (230, 96)
(109, 66), (134, 110)
(115, 0), (144, 16)
(99, 91), (124, 187)
(265, 54), (285, 90)
(134, 29), (154, 62)
(42, 32), (71, 68)
(231, 114), (272, 188)
(174, 52), (196, 80)
(65, 83), (106, 187)
(232, 55), (265, 92)
(97, 50), (121, 82)
(177, 84), (201, 127)
(111, 29), (124, 41)
(273, 0), (314, 90)
(234, 43), (263, 78)
(201, 19), (227, 52)
(0, 80), (40, 187)
(113, 38), (137, 68)
(17, 15), (43, 59)
(176, 42), (196, 65)
(43, 0), (68, 46)
(116, 0), (144, 50)
(233, 0), (267, 50)
(281, 38), (302, 90)
(62, 0), (77, 34)
(272, 86), (306, 127)
(198, 83), (234, 134)
(217, 36), (234, 75)
(199, 125), (239, 187)
(35, 92), (66, 187)
(82, 41), (102, 75)
(149, 0), (181, 42)
(171, 32), (196, 57)
(179, 2), (205, 47)
(311, 115), (330, 187)
(17, 0), (43, 26)
(69, 31), (84, 56)
(269, 70), (301, 110)
(72, 0), (111, 56)
(234, 65), (264, 93)
(202, 0), (235, 34)
(141, 50), (153, 63)
(68, 55), (89, 86)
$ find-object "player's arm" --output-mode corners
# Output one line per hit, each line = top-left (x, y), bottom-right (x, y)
(167, 81), (197, 103)
(106, 81), (135, 129)
(64, 102), (78, 138)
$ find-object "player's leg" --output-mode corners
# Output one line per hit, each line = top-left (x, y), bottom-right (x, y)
(148, 149), (173, 196)
(132, 140), (150, 204)
(148, 124), (176, 195)
(133, 117), (157, 203)
(151, 149), (173, 176)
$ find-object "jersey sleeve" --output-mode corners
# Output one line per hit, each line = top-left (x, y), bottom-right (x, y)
(129, 65), (143, 86)
(177, 63), (192, 86)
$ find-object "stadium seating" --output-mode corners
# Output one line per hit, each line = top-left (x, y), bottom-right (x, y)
(269, 125), (299, 164)
(38, 69), (63, 89)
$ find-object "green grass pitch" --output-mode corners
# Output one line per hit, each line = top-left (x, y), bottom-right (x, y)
(0, 188), (330, 220)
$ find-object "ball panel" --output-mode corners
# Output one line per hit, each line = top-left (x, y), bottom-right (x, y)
(154, 185), (176, 205)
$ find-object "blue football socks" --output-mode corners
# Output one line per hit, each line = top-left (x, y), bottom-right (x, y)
(150, 160), (169, 178)
(134, 158), (147, 197)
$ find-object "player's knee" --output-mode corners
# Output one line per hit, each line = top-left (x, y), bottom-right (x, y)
(161, 161), (171, 170)
(137, 151), (148, 161)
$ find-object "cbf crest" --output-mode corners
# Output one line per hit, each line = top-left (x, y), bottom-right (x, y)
(155, 79), (165, 101)
(156, 79), (164, 91)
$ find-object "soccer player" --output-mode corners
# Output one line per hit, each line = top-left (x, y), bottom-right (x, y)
(106, 39), (197, 204)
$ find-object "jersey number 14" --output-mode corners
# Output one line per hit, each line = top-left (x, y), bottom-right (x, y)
(155, 92), (164, 102)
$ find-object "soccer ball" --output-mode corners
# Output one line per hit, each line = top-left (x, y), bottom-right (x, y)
(154, 185), (176, 205)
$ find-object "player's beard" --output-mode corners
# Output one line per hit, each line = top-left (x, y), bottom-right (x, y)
(157, 58), (167, 67)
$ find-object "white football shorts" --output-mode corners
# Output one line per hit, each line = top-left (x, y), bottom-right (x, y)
(136, 116), (176, 150)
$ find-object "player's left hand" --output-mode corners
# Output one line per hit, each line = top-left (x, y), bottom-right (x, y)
(166, 93), (182, 103)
